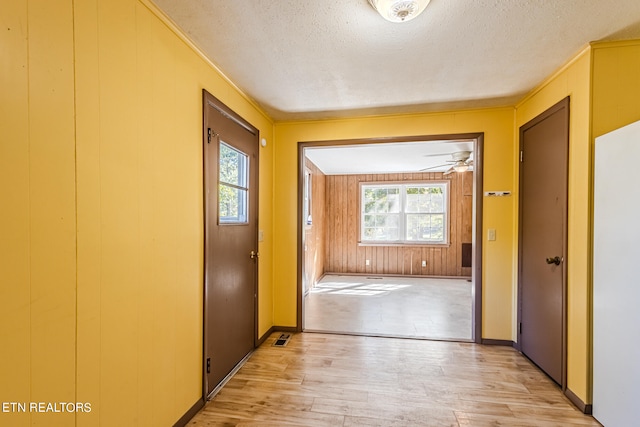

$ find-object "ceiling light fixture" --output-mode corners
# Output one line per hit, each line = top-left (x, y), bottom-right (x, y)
(453, 162), (469, 173)
(368, 0), (431, 23)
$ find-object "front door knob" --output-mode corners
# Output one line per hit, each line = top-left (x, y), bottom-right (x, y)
(545, 256), (561, 265)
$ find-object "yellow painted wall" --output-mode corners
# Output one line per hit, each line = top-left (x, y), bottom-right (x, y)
(1, 0), (77, 426)
(515, 48), (592, 402)
(1, 0), (274, 425)
(273, 108), (517, 340)
(592, 40), (640, 138)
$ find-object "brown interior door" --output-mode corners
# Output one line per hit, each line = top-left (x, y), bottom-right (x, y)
(203, 90), (259, 395)
(518, 97), (569, 386)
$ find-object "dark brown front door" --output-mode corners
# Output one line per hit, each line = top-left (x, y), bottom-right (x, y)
(518, 97), (569, 386)
(203, 90), (259, 395)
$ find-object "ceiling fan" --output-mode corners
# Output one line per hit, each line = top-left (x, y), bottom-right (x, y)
(420, 150), (474, 175)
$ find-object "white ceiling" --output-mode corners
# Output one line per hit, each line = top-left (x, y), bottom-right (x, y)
(305, 140), (474, 175)
(152, 0), (640, 121)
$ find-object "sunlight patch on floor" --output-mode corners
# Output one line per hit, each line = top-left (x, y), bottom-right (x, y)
(311, 280), (410, 296)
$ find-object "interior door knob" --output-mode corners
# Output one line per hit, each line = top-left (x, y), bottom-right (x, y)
(250, 250), (260, 259)
(545, 256), (561, 265)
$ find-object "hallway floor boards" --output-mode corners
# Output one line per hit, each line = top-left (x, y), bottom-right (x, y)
(188, 332), (600, 426)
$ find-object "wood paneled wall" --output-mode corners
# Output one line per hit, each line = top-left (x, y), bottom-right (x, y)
(324, 171), (473, 277)
(303, 159), (326, 289)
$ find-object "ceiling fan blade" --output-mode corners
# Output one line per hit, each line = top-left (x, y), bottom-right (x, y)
(419, 163), (449, 171)
(443, 167), (455, 176)
(422, 152), (455, 158)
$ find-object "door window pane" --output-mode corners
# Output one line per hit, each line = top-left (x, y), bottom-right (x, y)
(219, 141), (249, 223)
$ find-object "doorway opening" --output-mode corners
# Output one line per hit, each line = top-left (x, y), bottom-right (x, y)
(297, 134), (484, 343)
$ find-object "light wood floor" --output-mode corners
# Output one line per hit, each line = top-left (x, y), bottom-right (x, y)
(188, 332), (601, 426)
(304, 275), (472, 340)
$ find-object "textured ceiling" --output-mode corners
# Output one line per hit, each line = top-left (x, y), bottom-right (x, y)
(152, 0), (640, 121)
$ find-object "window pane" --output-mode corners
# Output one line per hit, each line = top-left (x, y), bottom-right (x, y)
(371, 188), (398, 213)
(363, 186), (399, 213)
(374, 214), (387, 227)
(406, 185), (445, 213)
(364, 214), (375, 227)
(219, 141), (249, 224)
(430, 191), (444, 213)
(387, 192), (400, 212)
(363, 227), (375, 239)
(375, 188), (387, 200)
(220, 141), (247, 187)
(406, 214), (427, 241)
(406, 213), (445, 242)
(367, 226), (399, 241)
(406, 190), (428, 212)
(387, 227), (399, 240)
(364, 199), (376, 214)
(364, 188), (376, 203)
(362, 213), (399, 241)
(430, 214), (444, 240)
(219, 184), (247, 223)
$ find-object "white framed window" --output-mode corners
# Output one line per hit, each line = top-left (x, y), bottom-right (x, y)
(360, 182), (449, 244)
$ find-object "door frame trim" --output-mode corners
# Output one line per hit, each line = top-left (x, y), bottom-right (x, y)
(516, 96), (569, 389)
(296, 133), (484, 343)
(202, 89), (260, 399)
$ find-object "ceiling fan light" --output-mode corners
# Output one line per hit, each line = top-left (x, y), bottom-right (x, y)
(453, 163), (469, 173)
(368, 0), (431, 23)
